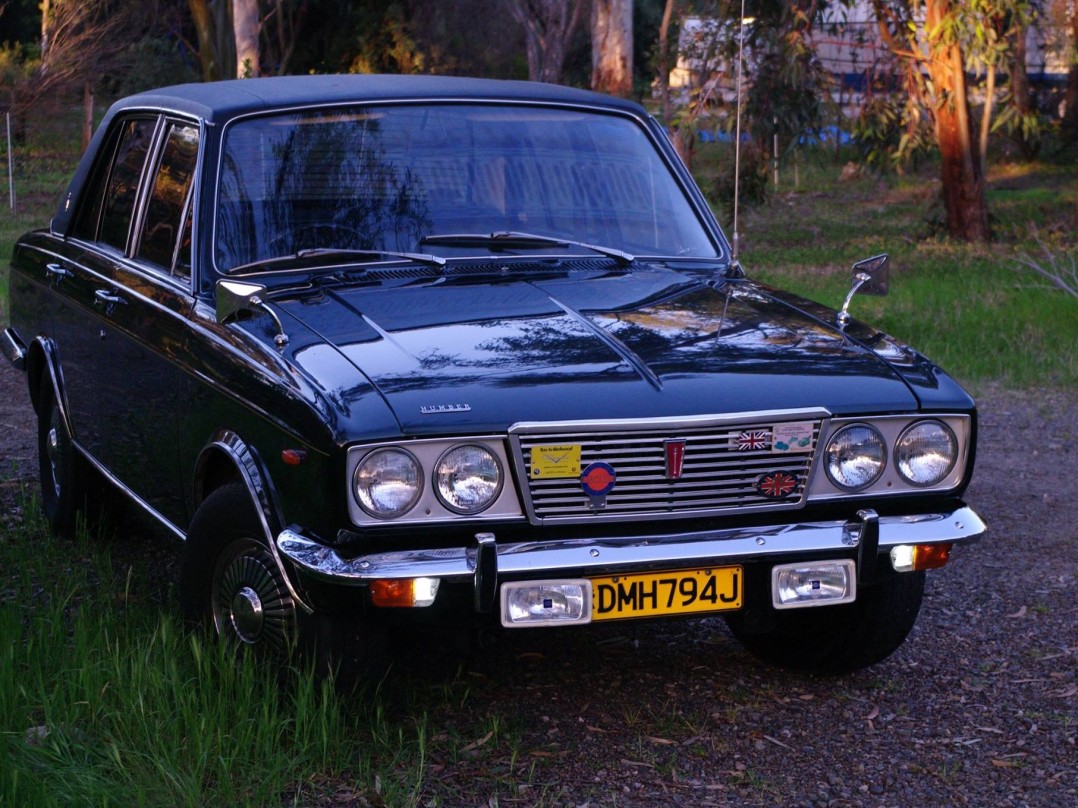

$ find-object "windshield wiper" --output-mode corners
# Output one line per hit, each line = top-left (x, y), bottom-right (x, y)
(420, 231), (635, 267)
(228, 247), (446, 275)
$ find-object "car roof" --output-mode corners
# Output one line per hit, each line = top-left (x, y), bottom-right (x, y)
(114, 74), (646, 124)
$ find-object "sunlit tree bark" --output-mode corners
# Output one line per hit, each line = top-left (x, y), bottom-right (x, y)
(591, 0), (633, 96)
(872, 0), (991, 241)
(233, 0), (260, 77)
(926, 0), (990, 240)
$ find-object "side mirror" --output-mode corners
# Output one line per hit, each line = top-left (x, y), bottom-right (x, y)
(837, 254), (889, 326)
(216, 279), (289, 348)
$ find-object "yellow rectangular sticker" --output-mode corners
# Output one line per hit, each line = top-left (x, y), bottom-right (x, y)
(591, 567), (742, 621)
(530, 444), (581, 479)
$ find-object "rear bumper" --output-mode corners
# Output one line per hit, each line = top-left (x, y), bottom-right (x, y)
(277, 505), (986, 606)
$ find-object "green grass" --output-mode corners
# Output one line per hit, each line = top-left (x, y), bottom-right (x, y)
(692, 142), (1078, 389)
(0, 498), (461, 807)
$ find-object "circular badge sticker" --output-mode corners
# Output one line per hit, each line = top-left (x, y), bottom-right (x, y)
(580, 462), (616, 497)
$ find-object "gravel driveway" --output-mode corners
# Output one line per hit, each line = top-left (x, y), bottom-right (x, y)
(1, 361), (1074, 807)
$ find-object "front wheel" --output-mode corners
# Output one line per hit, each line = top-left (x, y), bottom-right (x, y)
(180, 484), (297, 657)
(724, 571), (926, 674)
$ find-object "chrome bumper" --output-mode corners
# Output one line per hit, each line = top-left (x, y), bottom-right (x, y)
(278, 505), (986, 596)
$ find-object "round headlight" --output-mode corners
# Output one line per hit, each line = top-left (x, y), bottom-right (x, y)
(353, 448), (422, 519)
(434, 444), (503, 515)
(895, 420), (957, 486)
(825, 424), (886, 491)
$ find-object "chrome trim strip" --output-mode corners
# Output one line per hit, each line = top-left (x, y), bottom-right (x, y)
(2, 327), (27, 371)
(73, 443), (186, 542)
(277, 505), (986, 586)
(508, 407), (831, 436)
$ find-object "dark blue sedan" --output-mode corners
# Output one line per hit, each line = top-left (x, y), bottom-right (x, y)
(2, 75), (984, 674)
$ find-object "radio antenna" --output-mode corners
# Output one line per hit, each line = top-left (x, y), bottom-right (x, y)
(731, 0), (748, 268)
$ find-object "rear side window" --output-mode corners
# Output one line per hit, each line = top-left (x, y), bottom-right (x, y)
(137, 123), (199, 275)
(72, 117), (157, 249)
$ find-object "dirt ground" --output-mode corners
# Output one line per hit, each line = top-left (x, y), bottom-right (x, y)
(1, 359), (1075, 807)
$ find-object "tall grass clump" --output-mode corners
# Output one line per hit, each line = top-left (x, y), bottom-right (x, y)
(0, 496), (434, 807)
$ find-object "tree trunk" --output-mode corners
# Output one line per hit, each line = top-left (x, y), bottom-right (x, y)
(591, 0), (633, 97)
(926, 0), (990, 241)
(188, 0), (220, 81)
(82, 78), (93, 151)
(233, 0), (261, 78)
(1009, 20), (1036, 157)
(658, 0), (676, 122)
(507, 0), (587, 83)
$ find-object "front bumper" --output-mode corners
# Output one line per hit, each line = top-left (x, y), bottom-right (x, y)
(277, 505), (986, 610)
(2, 327), (27, 371)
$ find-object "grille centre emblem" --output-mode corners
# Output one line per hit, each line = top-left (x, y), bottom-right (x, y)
(664, 440), (686, 480)
(580, 462), (617, 511)
(756, 471), (799, 499)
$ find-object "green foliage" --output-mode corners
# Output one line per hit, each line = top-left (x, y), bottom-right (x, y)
(0, 42), (38, 111)
(709, 141), (771, 224)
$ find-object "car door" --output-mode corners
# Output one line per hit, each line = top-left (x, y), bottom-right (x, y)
(60, 115), (200, 530)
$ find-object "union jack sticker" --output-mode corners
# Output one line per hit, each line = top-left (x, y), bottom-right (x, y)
(736, 429), (772, 452)
(756, 471), (799, 499)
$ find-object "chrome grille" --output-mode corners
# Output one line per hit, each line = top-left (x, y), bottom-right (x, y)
(513, 417), (823, 522)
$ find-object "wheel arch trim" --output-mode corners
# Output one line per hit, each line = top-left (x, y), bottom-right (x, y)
(25, 337), (72, 435)
(194, 430), (313, 614)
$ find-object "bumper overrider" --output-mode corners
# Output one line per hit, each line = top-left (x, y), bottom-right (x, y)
(277, 505), (986, 626)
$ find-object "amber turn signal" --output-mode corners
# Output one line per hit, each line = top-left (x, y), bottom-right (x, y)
(890, 543), (952, 572)
(913, 543), (951, 570)
(370, 578), (440, 607)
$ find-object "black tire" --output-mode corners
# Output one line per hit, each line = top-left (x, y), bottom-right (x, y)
(724, 571), (926, 674)
(36, 375), (86, 538)
(180, 483), (298, 658)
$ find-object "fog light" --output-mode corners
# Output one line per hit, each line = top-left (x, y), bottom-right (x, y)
(370, 577), (440, 607)
(772, 560), (856, 609)
(890, 543), (951, 573)
(500, 580), (592, 628)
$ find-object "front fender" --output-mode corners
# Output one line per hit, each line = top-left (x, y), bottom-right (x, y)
(193, 430), (313, 614)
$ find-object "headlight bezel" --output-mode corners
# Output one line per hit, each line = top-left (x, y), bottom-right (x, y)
(809, 414), (971, 501)
(347, 437), (522, 526)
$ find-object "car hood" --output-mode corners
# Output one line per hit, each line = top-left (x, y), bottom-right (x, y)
(272, 266), (934, 437)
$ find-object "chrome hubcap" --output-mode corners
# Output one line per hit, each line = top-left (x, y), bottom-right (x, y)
(230, 586), (264, 643)
(213, 541), (296, 652)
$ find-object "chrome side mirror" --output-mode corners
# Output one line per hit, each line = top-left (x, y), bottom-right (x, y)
(216, 279), (289, 348)
(837, 254), (889, 327)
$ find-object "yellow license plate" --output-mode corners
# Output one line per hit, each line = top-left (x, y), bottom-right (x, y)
(591, 566), (742, 621)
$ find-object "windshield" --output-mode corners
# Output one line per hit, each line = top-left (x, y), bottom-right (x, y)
(214, 104), (719, 272)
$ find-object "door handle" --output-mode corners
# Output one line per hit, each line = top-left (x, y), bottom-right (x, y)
(45, 263), (73, 284)
(93, 289), (126, 314)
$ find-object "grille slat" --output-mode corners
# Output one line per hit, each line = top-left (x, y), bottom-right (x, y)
(517, 418), (822, 521)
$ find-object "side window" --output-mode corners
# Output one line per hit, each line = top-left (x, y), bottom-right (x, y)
(71, 117), (153, 243)
(137, 123), (199, 276)
(97, 119), (158, 250)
